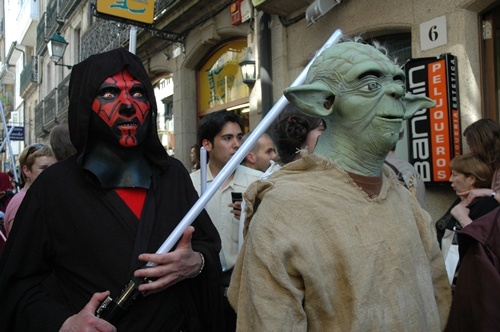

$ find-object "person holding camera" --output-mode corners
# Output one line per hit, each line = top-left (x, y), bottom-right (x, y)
(190, 110), (262, 331)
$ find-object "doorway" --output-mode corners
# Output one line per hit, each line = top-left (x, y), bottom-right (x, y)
(481, 5), (500, 121)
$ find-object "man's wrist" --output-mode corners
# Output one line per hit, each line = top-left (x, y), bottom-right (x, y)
(187, 252), (205, 278)
(491, 190), (497, 198)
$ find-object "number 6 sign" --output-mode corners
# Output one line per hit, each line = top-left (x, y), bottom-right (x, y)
(420, 15), (448, 51)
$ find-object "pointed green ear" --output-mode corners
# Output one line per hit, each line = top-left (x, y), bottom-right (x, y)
(402, 93), (436, 119)
(284, 81), (335, 117)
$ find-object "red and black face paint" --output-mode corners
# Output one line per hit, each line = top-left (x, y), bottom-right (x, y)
(92, 70), (151, 147)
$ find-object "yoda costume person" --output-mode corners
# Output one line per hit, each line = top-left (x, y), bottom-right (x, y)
(228, 40), (451, 331)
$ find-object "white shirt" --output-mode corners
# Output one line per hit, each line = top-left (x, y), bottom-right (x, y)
(191, 164), (262, 271)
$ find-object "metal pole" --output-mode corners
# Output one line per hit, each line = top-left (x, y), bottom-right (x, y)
(129, 26), (137, 54)
(148, 29), (344, 262)
(200, 147), (207, 194)
(259, 12), (273, 118)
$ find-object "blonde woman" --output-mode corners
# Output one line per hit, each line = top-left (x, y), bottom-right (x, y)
(4, 144), (56, 236)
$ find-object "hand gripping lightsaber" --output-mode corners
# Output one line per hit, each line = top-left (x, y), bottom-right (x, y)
(95, 29), (344, 324)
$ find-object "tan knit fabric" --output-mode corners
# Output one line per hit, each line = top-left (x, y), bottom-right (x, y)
(228, 153), (451, 331)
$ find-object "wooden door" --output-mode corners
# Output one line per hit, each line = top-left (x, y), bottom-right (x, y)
(481, 7), (500, 121)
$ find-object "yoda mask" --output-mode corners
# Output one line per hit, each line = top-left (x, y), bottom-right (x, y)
(284, 41), (435, 177)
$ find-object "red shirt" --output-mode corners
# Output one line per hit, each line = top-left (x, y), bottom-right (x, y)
(114, 188), (147, 219)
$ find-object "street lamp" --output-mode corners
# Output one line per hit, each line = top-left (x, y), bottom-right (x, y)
(239, 47), (256, 89)
(47, 32), (72, 69)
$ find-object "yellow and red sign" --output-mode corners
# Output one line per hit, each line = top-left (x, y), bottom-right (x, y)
(198, 41), (249, 115)
(405, 54), (461, 183)
(97, 0), (155, 24)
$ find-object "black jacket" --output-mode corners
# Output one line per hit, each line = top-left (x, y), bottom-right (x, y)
(445, 207), (500, 331)
(0, 48), (224, 331)
(436, 196), (499, 246)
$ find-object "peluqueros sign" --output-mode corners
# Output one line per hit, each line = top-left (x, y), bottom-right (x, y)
(404, 54), (461, 183)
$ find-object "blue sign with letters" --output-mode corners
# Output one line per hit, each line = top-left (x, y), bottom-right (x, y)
(7, 126), (25, 141)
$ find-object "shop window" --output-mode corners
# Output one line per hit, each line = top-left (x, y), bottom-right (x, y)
(197, 40), (249, 117)
(366, 33), (412, 66)
(164, 99), (173, 120)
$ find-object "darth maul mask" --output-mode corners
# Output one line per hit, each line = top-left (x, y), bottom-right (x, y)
(92, 70), (151, 147)
(84, 70), (153, 188)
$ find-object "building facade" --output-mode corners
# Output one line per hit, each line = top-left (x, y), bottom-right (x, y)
(1, 0), (499, 219)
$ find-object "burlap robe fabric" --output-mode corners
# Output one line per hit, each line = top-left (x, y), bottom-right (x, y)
(228, 153), (451, 331)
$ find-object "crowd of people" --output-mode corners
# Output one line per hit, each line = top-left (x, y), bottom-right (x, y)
(0, 39), (498, 331)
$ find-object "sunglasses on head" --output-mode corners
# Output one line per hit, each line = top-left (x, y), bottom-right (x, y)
(26, 144), (44, 158)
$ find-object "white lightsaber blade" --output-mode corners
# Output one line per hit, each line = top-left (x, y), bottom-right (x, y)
(148, 29), (344, 264)
(200, 147), (207, 194)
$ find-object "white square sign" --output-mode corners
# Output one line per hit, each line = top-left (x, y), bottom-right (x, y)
(420, 15), (447, 51)
(241, 0), (252, 23)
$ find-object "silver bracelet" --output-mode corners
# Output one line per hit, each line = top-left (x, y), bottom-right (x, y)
(187, 252), (205, 278)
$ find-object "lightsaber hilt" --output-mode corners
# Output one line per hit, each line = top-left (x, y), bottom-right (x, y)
(95, 275), (153, 324)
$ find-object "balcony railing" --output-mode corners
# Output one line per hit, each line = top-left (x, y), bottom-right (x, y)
(35, 101), (44, 137)
(81, 18), (131, 61)
(57, 74), (70, 121)
(44, 88), (57, 132)
(36, 12), (46, 55)
(59, 0), (79, 20)
(37, 0), (79, 56)
(34, 75), (71, 137)
(46, 0), (59, 41)
(20, 56), (38, 96)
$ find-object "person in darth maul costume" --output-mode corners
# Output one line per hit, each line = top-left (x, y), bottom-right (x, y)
(0, 48), (224, 332)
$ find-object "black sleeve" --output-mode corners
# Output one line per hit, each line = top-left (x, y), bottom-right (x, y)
(468, 197), (500, 220)
(0, 191), (73, 331)
(435, 198), (461, 245)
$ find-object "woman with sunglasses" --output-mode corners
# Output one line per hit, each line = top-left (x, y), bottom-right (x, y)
(3, 143), (56, 236)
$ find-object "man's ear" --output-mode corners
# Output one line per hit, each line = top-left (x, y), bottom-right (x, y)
(201, 139), (213, 153)
(246, 152), (256, 164)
